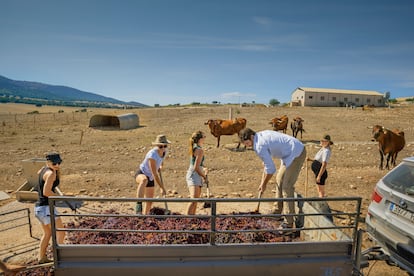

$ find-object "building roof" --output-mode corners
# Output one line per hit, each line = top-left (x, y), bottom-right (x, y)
(296, 87), (384, 96)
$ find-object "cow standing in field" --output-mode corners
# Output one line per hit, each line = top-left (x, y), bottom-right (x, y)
(269, 115), (288, 133)
(371, 125), (405, 170)
(291, 117), (304, 139)
(205, 118), (247, 148)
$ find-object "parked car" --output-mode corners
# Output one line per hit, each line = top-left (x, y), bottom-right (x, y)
(366, 156), (414, 275)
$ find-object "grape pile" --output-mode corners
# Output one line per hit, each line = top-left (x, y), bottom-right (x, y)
(66, 207), (295, 244)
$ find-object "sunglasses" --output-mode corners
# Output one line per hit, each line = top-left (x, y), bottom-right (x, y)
(158, 145), (168, 149)
(52, 162), (61, 165)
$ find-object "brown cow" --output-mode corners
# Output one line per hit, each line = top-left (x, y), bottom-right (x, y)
(205, 117), (247, 148)
(291, 116), (304, 139)
(371, 125), (405, 170)
(269, 115), (288, 133)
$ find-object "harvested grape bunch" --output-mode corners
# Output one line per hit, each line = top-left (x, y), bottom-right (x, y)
(66, 208), (298, 245)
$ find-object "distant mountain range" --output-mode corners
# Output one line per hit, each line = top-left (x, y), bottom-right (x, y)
(0, 75), (148, 108)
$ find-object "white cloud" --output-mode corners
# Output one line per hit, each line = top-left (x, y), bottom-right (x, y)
(253, 16), (273, 27)
(220, 92), (256, 98)
(399, 81), (414, 88)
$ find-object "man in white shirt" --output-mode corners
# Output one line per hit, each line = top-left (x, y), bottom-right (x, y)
(239, 128), (306, 231)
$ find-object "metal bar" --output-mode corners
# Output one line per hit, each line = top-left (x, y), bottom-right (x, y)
(27, 208), (33, 238)
(210, 201), (217, 245)
(49, 195), (362, 203)
(353, 229), (364, 276)
(49, 200), (58, 269)
(0, 216), (28, 225)
(0, 208), (31, 216)
(351, 197), (363, 263)
(58, 224), (355, 236)
(0, 208), (33, 238)
(1, 223), (33, 232)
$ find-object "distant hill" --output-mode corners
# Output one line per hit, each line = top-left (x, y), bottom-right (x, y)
(0, 75), (148, 108)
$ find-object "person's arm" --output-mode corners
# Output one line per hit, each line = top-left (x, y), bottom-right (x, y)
(316, 162), (327, 183)
(149, 158), (166, 195)
(257, 148), (276, 192)
(42, 170), (58, 197)
(259, 170), (274, 193)
(193, 148), (207, 181)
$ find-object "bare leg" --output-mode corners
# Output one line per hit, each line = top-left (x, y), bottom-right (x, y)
(38, 223), (52, 262)
(144, 187), (155, 214)
(317, 184), (325, 198)
(186, 186), (201, 215)
(55, 217), (65, 244)
(135, 174), (148, 214)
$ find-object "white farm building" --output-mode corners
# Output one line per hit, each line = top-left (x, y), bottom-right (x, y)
(290, 87), (386, 107)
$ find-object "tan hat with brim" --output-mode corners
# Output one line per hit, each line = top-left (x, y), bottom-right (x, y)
(321, 134), (333, 145)
(152, 134), (171, 145)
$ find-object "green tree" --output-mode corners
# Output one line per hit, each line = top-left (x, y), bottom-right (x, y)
(269, 98), (280, 106)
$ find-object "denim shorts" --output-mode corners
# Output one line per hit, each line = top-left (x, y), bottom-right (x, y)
(35, 205), (60, 225)
(186, 165), (203, 187)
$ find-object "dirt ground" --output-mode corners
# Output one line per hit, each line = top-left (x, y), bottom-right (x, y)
(1, 102), (413, 275)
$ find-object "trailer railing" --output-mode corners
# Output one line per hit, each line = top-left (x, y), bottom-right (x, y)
(48, 195), (363, 276)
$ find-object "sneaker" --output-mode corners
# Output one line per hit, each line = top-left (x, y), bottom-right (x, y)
(135, 202), (143, 214)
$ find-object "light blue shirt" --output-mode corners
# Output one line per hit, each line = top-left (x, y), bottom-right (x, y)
(139, 147), (165, 181)
(254, 130), (304, 174)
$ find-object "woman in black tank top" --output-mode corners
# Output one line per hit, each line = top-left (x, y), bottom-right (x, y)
(34, 152), (66, 264)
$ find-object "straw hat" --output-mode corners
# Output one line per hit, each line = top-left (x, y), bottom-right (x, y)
(151, 134), (171, 145)
(321, 134), (333, 145)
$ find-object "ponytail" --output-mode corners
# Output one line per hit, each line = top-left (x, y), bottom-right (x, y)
(189, 131), (205, 156)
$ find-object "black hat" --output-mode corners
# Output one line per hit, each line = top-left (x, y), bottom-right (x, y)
(46, 152), (62, 163)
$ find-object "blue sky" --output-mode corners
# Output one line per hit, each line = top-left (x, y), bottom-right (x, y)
(1, 0), (413, 106)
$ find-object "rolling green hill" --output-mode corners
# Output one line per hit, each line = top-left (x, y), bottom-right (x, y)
(0, 75), (148, 108)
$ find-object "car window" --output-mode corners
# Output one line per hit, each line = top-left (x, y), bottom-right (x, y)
(383, 162), (414, 196)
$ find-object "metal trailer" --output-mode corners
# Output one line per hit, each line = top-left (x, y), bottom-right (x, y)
(49, 196), (364, 276)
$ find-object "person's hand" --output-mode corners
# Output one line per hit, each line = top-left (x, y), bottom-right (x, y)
(258, 183), (266, 193)
(160, 187), (167, 196)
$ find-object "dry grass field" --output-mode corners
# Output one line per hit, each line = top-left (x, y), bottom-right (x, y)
(1, 102), (413, 275)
